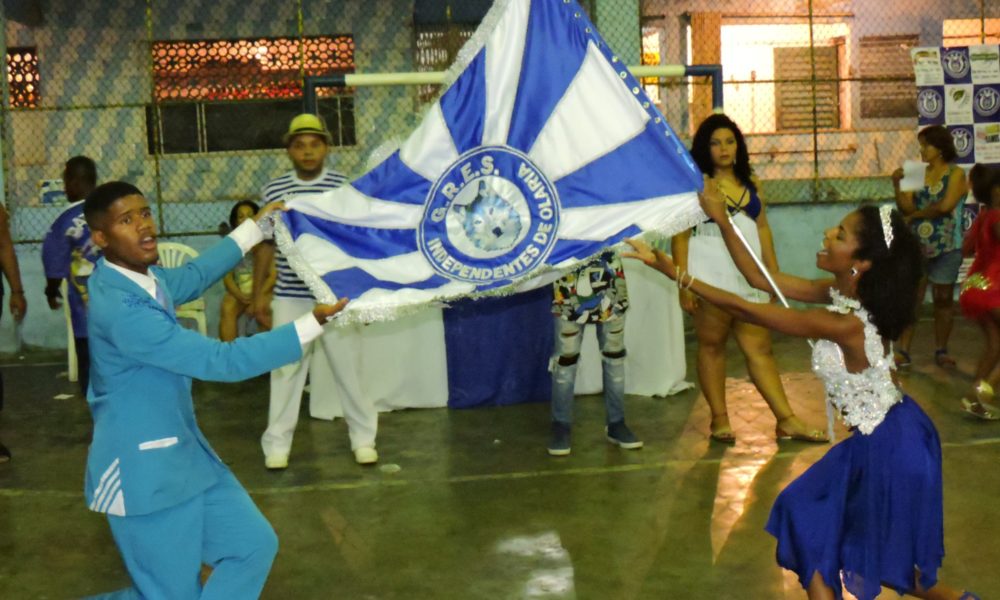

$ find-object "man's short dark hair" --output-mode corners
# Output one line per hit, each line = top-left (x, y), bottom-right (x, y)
(84, 181), (143, 229)
(65, 155), (97, 184)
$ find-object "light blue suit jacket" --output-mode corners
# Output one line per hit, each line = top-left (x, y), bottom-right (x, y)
(84, 238), (302, 517)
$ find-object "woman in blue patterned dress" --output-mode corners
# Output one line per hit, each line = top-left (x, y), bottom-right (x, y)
(892, 125), (968, 369)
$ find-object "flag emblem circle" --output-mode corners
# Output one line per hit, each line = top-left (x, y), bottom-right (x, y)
(951, 127), (973, 158)
(943, 49), (970, 79)
(918, 89), (943, 119)
(419, 146), (561, 284)
(975, 87), (1000, 117)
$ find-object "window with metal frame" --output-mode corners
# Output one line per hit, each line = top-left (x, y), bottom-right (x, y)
(6, 46), (40, 108)
(859, 34), (918, 119)
(773, 45), (841, 131)
(146, 35), (355, 154)
(413, 24), (476, 106)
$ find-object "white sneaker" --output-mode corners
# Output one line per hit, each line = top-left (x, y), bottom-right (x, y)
(264, 454), (289, 470)
(354, 447), (378, 465)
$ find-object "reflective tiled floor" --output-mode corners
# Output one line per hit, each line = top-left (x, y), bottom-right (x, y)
(1, 317), (998, 598)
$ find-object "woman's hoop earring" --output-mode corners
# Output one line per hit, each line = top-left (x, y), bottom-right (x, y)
(850, 267), (859, 277)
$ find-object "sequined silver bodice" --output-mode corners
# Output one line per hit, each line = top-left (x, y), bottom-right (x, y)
(810, 290), (902, 435)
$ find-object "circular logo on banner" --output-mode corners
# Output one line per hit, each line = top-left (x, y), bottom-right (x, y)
(952, 127), (973, 159)
(975, 87), (1000, 117)
(419, 146), (560, 284)
(943, 49), (970, 79)
(918, 88), (943, 119)
(963, 204), (981, 233)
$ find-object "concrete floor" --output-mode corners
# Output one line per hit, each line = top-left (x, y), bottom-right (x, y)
(1, 317), (999, 599)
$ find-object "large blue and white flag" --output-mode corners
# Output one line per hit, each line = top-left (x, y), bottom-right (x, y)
(277, 0), (704, 321)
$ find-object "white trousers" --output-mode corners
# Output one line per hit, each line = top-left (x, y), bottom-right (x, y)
(260, 297), (377, 457)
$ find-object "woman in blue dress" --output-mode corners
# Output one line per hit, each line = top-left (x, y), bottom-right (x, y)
(626, 194), (978, 599)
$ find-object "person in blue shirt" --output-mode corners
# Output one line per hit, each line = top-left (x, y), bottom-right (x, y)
(42, 155), (99, 394)
(82, 181), (346, 598)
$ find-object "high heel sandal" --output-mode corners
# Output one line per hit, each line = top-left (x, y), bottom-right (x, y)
(934, 348), (957, 368)
(709, 413), (736, 445)
(775, 416), (829, 443)
(961, 381), (1000, 421)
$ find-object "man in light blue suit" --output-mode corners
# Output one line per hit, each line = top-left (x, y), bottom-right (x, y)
(82, 181), (346, 598)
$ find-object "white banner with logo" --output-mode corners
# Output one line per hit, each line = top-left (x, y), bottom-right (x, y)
(912, 45), (992, 282)
(913, 45), (1000, 166)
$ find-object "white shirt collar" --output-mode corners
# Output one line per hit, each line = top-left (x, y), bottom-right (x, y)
(290, 167), (328, 186)
(101, 257), (159, 299)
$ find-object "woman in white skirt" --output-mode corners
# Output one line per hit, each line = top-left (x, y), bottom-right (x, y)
(672, 114), (826, 444)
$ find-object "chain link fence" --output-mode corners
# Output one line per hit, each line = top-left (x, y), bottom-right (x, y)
(1, 0), (997, 244)
(643, 0), (1000, 206)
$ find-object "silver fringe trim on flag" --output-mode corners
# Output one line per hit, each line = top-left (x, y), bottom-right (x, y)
(272, 195), (707, 328)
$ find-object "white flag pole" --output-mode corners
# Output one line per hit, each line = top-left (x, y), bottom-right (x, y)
(725, 214), (792, 310)
(724, 213), (814, 352)
(725, 213), (831, 439)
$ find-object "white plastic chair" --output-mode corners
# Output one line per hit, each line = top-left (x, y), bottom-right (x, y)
(156, 242), (208, 336)
(62, 280), (78, 383)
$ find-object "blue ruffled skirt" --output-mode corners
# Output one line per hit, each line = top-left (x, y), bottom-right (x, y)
(765, 396), (944, 600)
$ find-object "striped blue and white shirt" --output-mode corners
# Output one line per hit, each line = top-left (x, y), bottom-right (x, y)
(262, 168), (347, 299)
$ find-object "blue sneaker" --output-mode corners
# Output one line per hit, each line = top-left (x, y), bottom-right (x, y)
(606, 421), (643, 450)
(547, 421), (571, 456)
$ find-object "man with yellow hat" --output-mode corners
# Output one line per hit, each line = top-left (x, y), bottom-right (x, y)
(252, 113), (379, 468)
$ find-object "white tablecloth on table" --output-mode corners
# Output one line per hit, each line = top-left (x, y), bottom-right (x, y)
(307, 307), (449, 418)
(309, 259), (690, 417)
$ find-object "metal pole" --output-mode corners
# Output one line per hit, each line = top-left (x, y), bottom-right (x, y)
(304, 64), (724, 112)
(0, 0), (8, 212)
(981, 0), (987, 44)
(684, 64), (724, 112)
(807, 0), (820, 201)
(303, 74), (346, 114)
(145, 0), (166, 236)
(725, 213), (827, 438)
